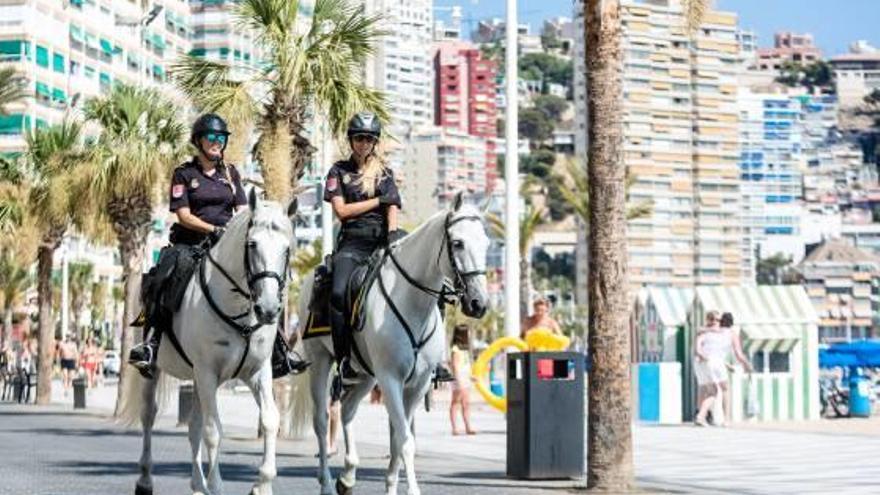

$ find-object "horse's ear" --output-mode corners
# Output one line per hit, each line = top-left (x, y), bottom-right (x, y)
(451, 191), (464, 212)
(287, 197), (298, 219)
(248, 187), (258, 210)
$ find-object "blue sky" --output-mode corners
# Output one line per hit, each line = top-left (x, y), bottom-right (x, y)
(435, 0), (880, 57)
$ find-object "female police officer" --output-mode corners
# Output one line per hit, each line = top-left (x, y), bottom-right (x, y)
(324, 112), (403, 378)
(129, 113), (308, 378)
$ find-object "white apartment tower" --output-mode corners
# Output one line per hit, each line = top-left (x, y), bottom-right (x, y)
(362, 0), (434, 163)
(0, 0), (191, 155)
(574, 0), (749, 300)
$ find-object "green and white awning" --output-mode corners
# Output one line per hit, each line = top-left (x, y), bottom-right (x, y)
(694, 285), (818, 354)
(741, 323), (801, 353)
(647, 287), (694, 328)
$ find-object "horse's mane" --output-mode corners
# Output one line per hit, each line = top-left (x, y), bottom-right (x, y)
(404, 203), (482, 241)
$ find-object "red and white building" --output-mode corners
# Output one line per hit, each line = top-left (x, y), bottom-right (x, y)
(433, 40), (498, 190)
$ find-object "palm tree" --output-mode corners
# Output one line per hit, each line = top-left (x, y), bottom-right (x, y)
(0, 251), (32, 351)
(582, 0), (708, 489)
(68, 261), (94, 340)
(487, 202), (545, 321)
(0, 66), (28, 115)
(555, 159), (653, 227)
(82, 84), (186, 413)
(173, 0), (389, 202)
(24, 120), (88, 405)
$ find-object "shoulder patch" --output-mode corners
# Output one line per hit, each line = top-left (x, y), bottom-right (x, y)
(326, 176), (338, 192)
(172, 184), (185, 198)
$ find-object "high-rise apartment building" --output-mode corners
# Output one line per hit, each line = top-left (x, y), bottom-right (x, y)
(0, 0), (191, 155)
(574, 0), (748, 298)
(433, 40), (497, 188)
(402, 127), (488, 223)
(362, 0), (434, 148)
(738, 88), (805, 267)
(189, 0), (263, 70)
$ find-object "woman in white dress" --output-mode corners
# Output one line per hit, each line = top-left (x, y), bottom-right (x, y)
(694, 311), (752, 426)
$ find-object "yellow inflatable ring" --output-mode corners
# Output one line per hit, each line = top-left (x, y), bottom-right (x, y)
(524, 328), (570, 351)
(471, 336), (529, 412)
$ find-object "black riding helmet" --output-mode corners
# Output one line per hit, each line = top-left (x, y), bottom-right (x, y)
(191, 113), (230, 161)
(347, 112), (382, 139)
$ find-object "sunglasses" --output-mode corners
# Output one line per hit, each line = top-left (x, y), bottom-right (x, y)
(352, 134), (377, 143)
(204, 133), (228, 144)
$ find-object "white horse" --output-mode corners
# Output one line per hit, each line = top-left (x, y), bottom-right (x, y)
(119, 189), (297, 495)
(292, 193), (490, 495)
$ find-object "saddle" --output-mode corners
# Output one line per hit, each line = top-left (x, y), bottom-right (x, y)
(133, 244), (202, 334)
(302, 248), (386, 340)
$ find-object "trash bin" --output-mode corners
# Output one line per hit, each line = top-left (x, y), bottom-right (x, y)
(73, 378), (87, 409)
(849, 370), (872, 418)
(178, 383), (195, 426)
(507, 351), (584, 479)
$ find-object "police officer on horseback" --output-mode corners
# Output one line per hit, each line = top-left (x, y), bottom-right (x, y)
(129, 113), (309, 378)
(325, 112), (453, 382)
(324, 112), (402, 379)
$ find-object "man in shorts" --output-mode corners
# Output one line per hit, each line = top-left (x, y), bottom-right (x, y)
(57, 336), (78, 396)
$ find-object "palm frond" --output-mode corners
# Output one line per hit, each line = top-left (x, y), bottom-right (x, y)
(0, 67), (29, 115)
(681, 0), (711, 34)
(83, 84), (186, 201)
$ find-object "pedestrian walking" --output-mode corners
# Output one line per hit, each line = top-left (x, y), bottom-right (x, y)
(694, 311), (752, 426)
(57, 336), (78, 396)
(449, 324), (476, 436)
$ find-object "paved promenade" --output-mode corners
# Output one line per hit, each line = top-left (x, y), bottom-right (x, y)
(0, 379), (878, 494)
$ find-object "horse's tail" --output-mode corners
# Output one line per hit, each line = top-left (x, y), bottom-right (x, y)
(115, 368), (176, 427)
(287, 271), (316, 439)
(288, 367), (313, 439)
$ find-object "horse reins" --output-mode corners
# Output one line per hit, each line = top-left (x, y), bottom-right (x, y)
(367, 212), (486, 382)
(195, 217), (290, 378)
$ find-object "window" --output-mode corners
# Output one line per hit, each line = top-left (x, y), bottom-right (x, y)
(53, 53), (65, 74)
(36, 45), (49, 68)
(751, 350), (791, 373)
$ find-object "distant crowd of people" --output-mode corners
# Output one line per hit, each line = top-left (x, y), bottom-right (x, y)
(1, 333), (109, 401)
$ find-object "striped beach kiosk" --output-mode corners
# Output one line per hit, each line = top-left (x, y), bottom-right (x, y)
(689, 286), (820, 422)
(632, 288), (694, 423)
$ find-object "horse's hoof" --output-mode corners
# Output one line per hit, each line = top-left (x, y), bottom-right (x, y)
(134, 485), (153, 495)
(335, 478), (353, 495)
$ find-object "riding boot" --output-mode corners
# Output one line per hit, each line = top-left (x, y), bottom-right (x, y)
(129, 329), (160, 379)
(330, 306), (357, 380)
(270, 332), (311, 379)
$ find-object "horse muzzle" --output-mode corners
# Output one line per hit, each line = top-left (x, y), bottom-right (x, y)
(462, 297), (488, 319)
(253, 304), (281, 325)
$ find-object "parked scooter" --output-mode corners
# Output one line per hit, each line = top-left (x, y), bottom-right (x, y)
(819, 376), (850, 418)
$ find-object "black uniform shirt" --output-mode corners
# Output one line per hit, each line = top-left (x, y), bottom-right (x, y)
(323, 158), (402, 232)
(168, 159), (247, 244)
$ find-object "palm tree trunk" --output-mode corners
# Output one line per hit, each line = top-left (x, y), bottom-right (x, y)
(258, 117), (293, 203)
(36, 244), (56, 405)
(584, 0), (633, 491)
(2, 306), (12, 353)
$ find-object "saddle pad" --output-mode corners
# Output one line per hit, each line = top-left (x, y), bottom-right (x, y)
(302, 310), (331, 340)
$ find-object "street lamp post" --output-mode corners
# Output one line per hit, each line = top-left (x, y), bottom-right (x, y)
(503, 0), (520, 338)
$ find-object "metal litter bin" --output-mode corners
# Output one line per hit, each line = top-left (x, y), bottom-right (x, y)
(507, 351), (584, 479)
(178, 383), (195, 425)
(73, 377), (87, 409)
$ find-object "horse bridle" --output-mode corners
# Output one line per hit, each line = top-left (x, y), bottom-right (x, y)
(386, 212), (487, 304)
(199, 217), (290, 377)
